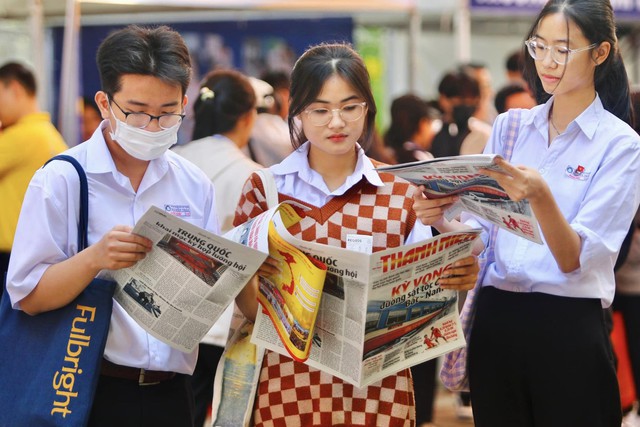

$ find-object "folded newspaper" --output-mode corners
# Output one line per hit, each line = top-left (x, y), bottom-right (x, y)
(225, 201), (482, 388)
(111, 206), (268, 353)
(377, 154), (542, 244)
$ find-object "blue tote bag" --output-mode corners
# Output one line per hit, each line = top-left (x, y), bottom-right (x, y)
(0, 155), (115, 427)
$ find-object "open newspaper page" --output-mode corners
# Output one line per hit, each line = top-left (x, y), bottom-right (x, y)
(251, 212), (481, 388)
(111, 205), (267, 353)
(211, 201), (327, 427)
(377, 154), (542, 243)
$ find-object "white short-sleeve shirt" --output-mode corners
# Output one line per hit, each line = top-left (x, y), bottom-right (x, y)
(6, 121), (220, 374)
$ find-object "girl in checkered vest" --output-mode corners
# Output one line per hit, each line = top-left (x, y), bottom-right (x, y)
(414, 0), (640, 425)
(233, 43), (480, 427)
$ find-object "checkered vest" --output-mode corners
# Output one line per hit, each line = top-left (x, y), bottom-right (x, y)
(234, 169), (417, 250)
(234, 166), (418, 426)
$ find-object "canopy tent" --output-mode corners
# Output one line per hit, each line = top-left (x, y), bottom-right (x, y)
(1, 0), (442, 143)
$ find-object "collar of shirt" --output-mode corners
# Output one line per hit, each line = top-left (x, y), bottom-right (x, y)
(270, 141), (383, 206)
(529, 94), (604, 141)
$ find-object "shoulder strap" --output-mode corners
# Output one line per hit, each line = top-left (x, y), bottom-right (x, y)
(485, 109), (522, 259)
(503, 108), (521, 162)
(255, 169), (278, 209)
(43, 155), (89, 251)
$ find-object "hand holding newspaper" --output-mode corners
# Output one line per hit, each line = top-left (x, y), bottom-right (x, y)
(111, 205), (268, 352)
(224, 200), (482, 388)
(377, 154), (542, 243)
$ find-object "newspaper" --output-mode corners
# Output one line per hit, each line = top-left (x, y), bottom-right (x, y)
(232, 202), (481, 388)
(377, 154), (542, 244)
(111, 206), (268, 353)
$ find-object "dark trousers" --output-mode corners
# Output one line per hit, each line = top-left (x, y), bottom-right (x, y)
(88, 373), (195, 427)
(190, 343), (225, 427)
(410, 358), (437, 423)
(613, 292), (640, 415)
(468, 287), (621, 427)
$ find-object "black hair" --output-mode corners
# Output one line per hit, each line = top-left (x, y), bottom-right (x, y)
(506, 50), (525, 73)
(437, 71), (480, 99)
(191, 69), (256, 141)
(0, 62), (36, 96)
(96, 25), (191, 98)
(261, 70), (291, 91)
(383, 94), (435, 151)
(83, 96), (100, 114)
(522, 0), (633, 126)
(288, 43), (377, 150)
(494, 84), (529, 114)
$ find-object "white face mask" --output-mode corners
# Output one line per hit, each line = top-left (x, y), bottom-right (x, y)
(109, 113), (179, 161)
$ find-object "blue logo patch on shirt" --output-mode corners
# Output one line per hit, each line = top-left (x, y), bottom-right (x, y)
(565, 164), (591, 181)
(164, 204), (191, 217)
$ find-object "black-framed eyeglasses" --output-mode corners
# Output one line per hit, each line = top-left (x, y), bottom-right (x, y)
(524, 38), (597, 66)
(109, 98), (185, 129)
(303, 102), (367, 127)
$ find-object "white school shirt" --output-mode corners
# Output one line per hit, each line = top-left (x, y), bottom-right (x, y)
(463, 95), (640, 307)
(6, 121), (220, 374)
(270, 141), (433, 244)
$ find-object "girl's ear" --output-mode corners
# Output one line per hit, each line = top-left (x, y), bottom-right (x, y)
(593, 41), (611, 65)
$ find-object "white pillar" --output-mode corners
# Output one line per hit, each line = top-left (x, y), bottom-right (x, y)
(455, 0), (471, 63)
(408, 5), (422, 93)
(28, 0), (46, 109)
(58, 0), (81, 145)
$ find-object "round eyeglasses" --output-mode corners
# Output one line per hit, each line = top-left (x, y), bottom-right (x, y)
(304, 102), (367, 127)
(110, 98), (185, 129)
(524, 38), (597, 66)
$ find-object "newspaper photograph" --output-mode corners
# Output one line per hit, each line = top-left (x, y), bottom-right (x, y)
(247, 207), (481, 388)
(377, 154), (542, 244)
(111, 205), (268, 353)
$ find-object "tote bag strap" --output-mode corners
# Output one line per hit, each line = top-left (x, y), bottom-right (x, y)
(44, 155), (89, 251)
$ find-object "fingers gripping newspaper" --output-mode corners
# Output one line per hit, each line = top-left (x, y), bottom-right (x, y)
(111, 205), (268, 353)
(377, 154), (542, 244)
(223, 201), (482, 388)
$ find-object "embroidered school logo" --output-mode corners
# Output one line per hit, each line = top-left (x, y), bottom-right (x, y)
(164, 204), (191, 217)
(565, 164), (590, 181)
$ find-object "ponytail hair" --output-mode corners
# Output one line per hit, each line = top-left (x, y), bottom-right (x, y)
(191, 69), (256, 141)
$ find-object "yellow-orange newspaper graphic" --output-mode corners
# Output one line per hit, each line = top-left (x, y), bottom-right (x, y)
(257, 204), (327, 362)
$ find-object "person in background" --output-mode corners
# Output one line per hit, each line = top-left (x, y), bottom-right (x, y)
(82, 96), (103, 142)
(414, 0), (640, 424)
(0, 61), (67, 291)
(5, 25), (265, 427)
(172, 68), (262, 427)
(384, 94), (438, 164)
(246, 76), (292, 167)
(261, 70), (291, 121)
(233, 42), (480, 427)
(505, 49), (528, 88)
(384, 93), (439, 426)
(431, 70), (491, 158)
(459, 62), (496, 124)
(614, 91), (640, 427)
(492, 83), (538, 115)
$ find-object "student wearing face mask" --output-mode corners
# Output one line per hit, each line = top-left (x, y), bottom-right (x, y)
(4, 25), (265, 427)
(430, 70), (492, 158)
